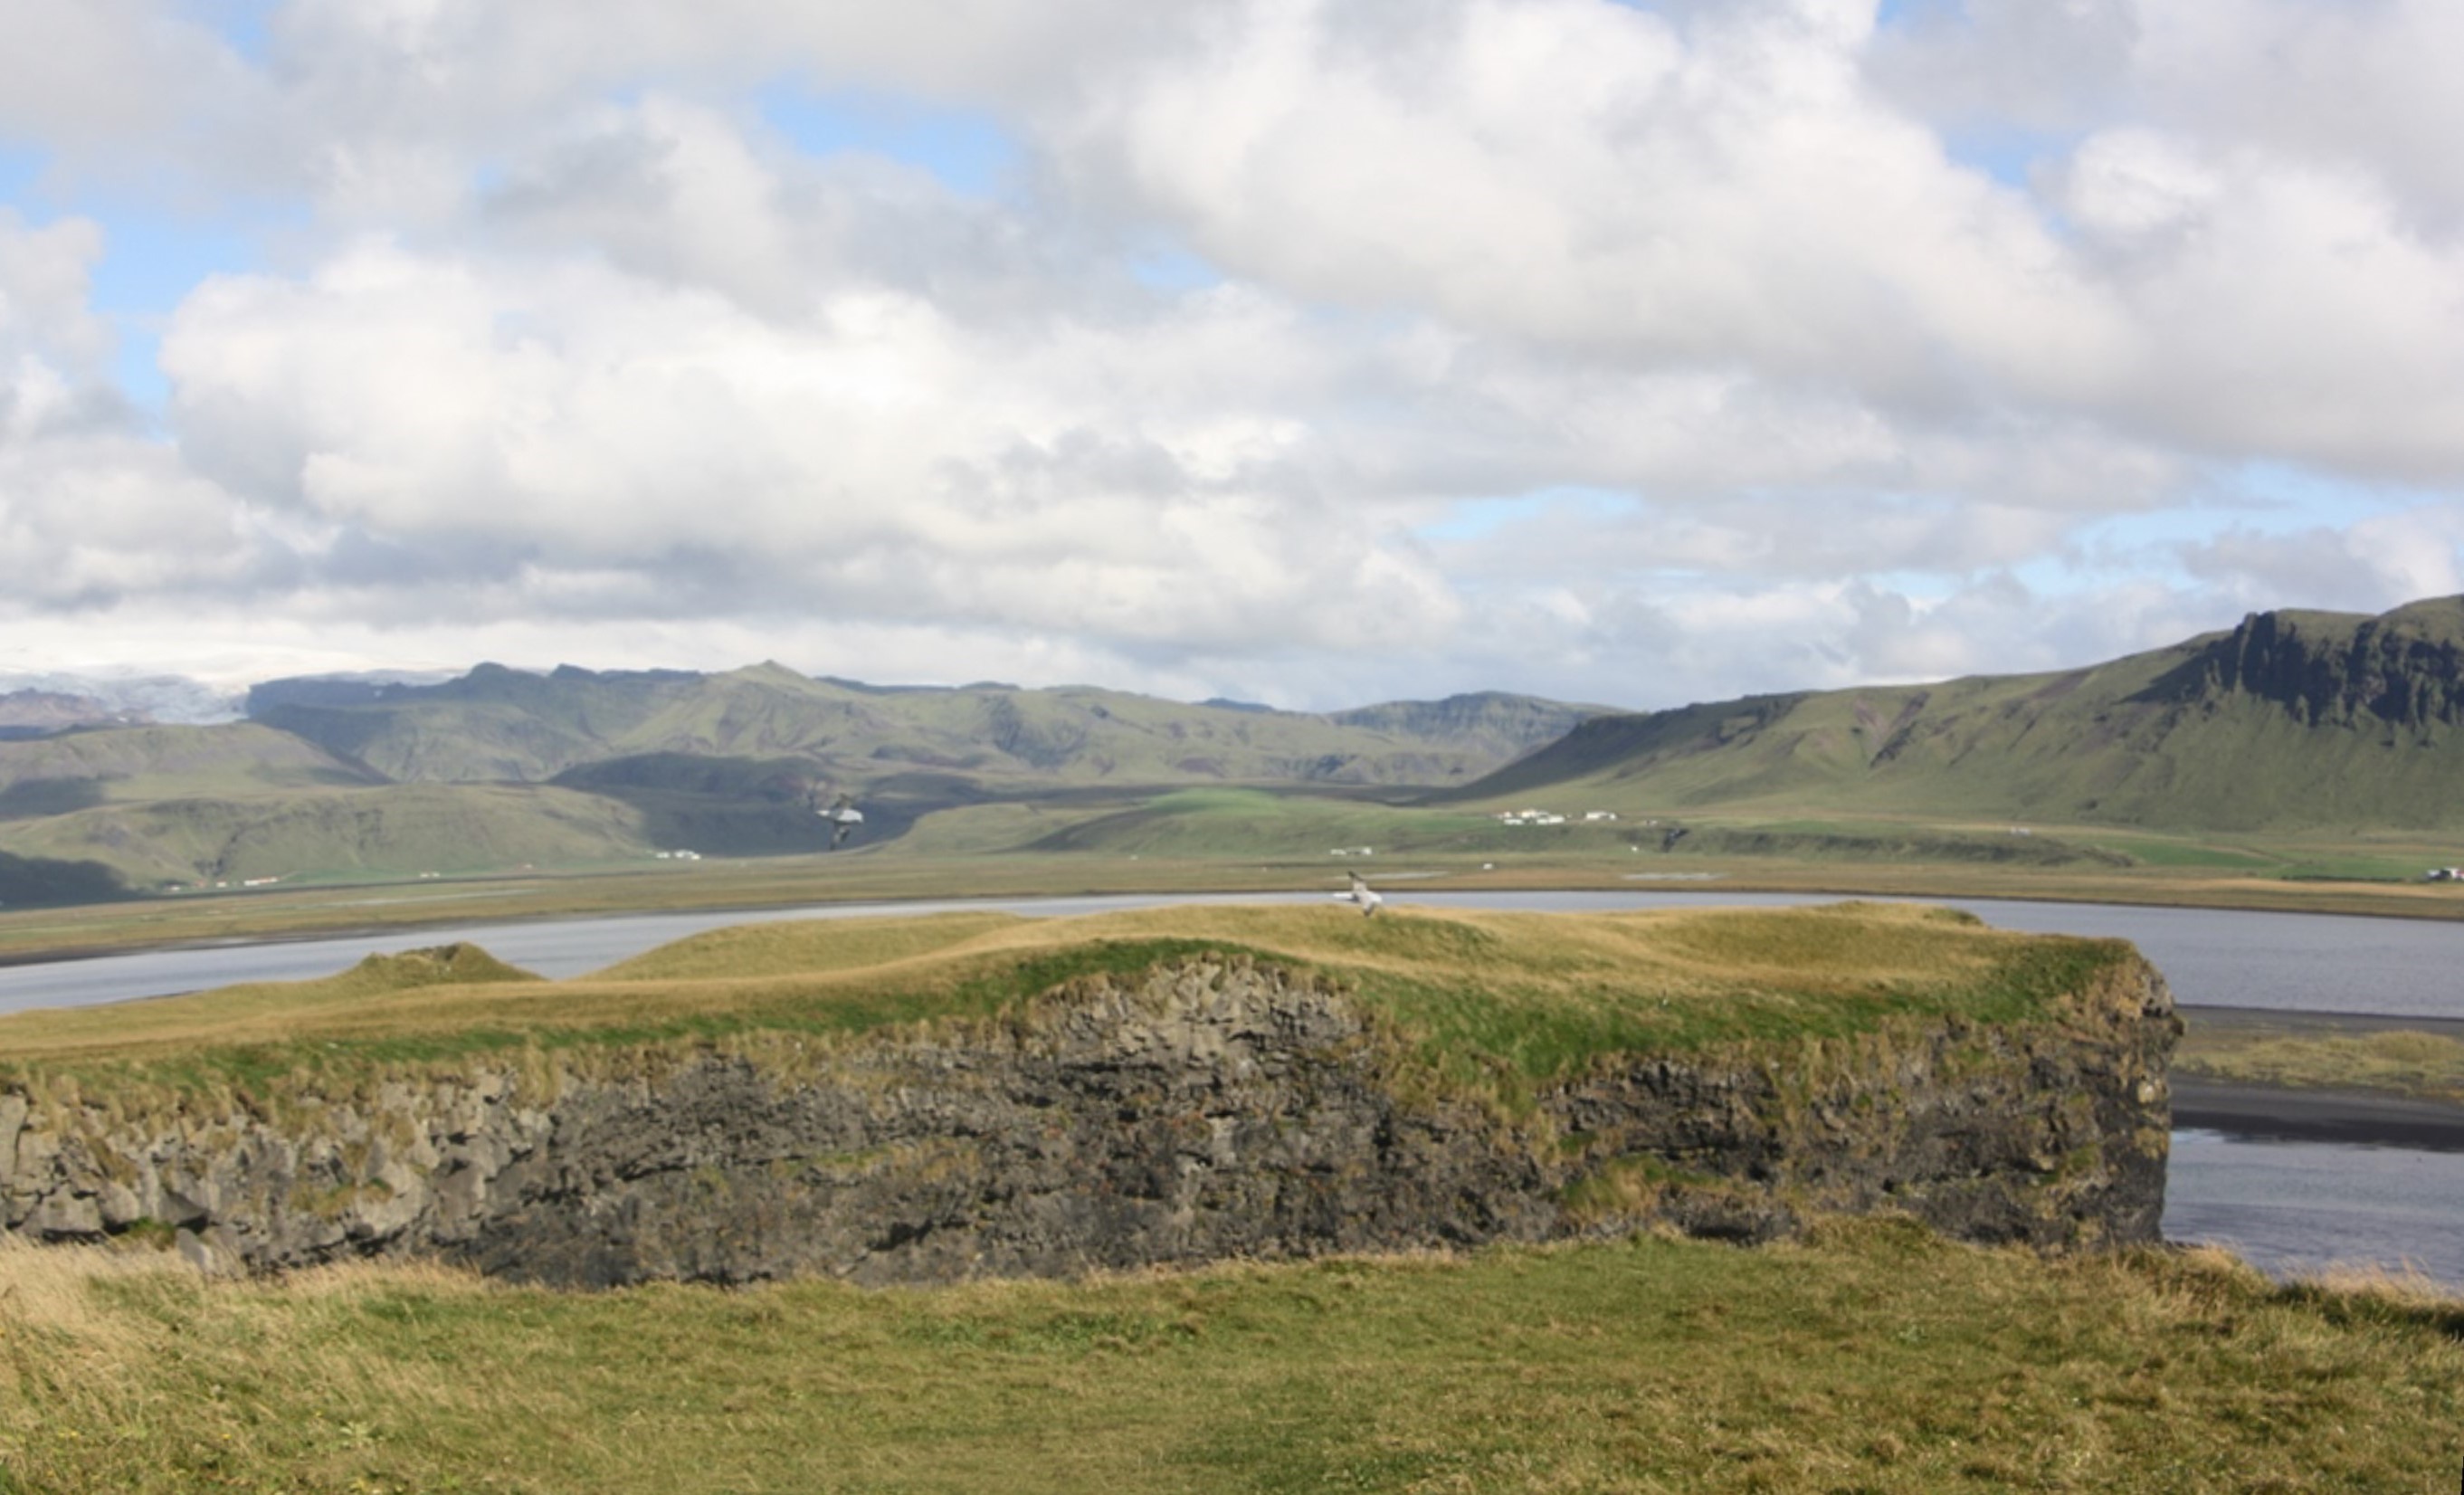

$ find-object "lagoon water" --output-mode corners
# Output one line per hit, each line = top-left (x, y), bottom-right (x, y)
(2164, 1129), (2464, 1287)
(10, 888), (2463, 1017)
(5, 886), (2463, 1283)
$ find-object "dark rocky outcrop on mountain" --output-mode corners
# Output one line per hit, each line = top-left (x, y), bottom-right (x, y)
(0, 951), (2174, 1287)
(1327, 691), (1611, 767)
(2144, 599), (2464, 734)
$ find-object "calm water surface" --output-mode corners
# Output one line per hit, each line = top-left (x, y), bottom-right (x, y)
(9, 888), (2463, 1017)
(2164, 1129), (2464, 1287)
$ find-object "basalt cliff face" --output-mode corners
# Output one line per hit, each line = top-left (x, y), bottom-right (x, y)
(0, 956), (2175, 1287)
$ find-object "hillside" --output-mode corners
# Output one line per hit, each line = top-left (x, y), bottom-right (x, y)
(1456, 596), (2464, 833)
(0, 784), (654, 888)
(252, 663), (1600, 790)
(0, 690), (138, 739)
(0, 723), (381, 814)
(0, 670), (1603, 897)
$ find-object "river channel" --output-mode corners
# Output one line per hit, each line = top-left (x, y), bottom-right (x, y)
(5, 887), (2460, 1285)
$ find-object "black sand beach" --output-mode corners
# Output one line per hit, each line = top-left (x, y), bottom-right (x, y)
(2175, 1005), (2464, 1151)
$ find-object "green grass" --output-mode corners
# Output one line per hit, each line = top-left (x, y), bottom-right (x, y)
(0, 903), (2140, 1111)
(1017, 786), (1549, 859)
(5, 1220), (2459, 1493)
(0, 722), (377, 804)
(0, 782), (661, 890)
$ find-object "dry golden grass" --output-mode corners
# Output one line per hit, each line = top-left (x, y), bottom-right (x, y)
(4, 1222), (2459, 1494)
(2177, 1026), (2464, 1102)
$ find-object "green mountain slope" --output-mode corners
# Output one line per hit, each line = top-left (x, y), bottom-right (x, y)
(0, 672), (1604, 889)
(253, 664), (1600, 790)
(0, 724), (382, 818)
(547, 753), (865, 855)
(1457, 597), (2464, 833)
(0, 784), (652, 888)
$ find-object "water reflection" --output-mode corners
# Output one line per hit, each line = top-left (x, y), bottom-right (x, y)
(2165, 1128), (2464, 1289)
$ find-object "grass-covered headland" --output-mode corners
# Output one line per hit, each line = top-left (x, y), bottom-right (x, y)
(0, 900), (2139, 1116)
(0, 902), (2440, 1491)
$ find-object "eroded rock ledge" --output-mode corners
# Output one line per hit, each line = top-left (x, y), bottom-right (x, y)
(0, 955), (2175, 1286)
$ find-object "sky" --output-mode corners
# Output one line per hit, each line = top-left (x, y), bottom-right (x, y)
(3, 0), (2463, 712)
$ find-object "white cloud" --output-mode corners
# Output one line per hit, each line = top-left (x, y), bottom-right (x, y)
(0, 211), (269, 609)
(2179, 503), (2464, 615)
(4, 0), (2464, 710)
(156, 231), (1462, 655)
(1046, 0), (2130, 410)
(0, 211), (114, 381)
(2055, 135), (2464, 479)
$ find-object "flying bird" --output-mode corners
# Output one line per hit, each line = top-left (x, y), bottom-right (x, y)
(1339, 871), (1384, 917)
(811, 788), (865, 848)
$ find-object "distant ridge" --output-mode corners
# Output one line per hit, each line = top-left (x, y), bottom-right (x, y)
(0, 673), (240, 726)
(0, 689), (140, 738)
(1455, 596), (2464, 833)
(249, 664), (1606, 791)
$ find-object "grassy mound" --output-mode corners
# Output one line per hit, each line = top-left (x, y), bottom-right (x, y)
(4, 1221), (2456, 1493)
(341, 943), (543, 992)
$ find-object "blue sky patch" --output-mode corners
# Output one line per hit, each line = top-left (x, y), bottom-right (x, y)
(1127, 245), (1223, 294)
(757, 83), (1020, 197)
(1939, 122), (2079, 190)
(0, 146), (41, 204)
(185, 0), (281, 63)
(1418, 488), (1639, 544)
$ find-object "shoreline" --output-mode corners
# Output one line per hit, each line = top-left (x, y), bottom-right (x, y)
(2173, 1075), (2464, 1152)
(2174, 1005), (2464, 1150)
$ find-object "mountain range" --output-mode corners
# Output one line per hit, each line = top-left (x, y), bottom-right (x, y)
(3, 596), (2461, 902)
(0, 667), (1605, 896)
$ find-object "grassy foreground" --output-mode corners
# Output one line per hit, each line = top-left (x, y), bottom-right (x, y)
(0, 904), (2449, 1492)
(5, 1222), (2460, 1494)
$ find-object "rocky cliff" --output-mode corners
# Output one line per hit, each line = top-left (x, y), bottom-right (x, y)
(0, 952), (2175, 1287)
(2153, 597), (2464, 734)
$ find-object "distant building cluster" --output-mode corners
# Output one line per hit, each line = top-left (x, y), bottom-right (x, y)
(166, 874), (290, 891)
(1327, 846), (1374, 857)
(655, 850), (703, 862)
(2427, 867), (2463, 881)
(1497, 808), (1565, 825)
(1493, 808), (1621, 826)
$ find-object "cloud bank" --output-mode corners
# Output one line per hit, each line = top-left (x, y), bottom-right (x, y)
(1, 0), (2460, 708)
